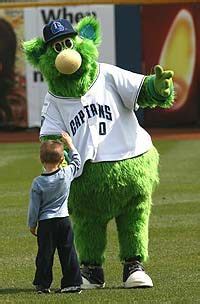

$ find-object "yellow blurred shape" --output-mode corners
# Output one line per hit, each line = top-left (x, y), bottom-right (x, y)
(159, 9), (196, 110)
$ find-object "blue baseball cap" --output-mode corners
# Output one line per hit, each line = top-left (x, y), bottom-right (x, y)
(43, 19), (77, 43)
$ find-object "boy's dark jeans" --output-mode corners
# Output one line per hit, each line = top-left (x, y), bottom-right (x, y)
(33, 216), (82, 289)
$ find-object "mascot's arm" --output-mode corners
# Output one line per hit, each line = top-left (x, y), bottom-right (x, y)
(138, 65), (175, 109)
(40, 135), (62, 142)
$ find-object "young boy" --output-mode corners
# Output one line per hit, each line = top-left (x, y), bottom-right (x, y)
(27, 131), (82, 294)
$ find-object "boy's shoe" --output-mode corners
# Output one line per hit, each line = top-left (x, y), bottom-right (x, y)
(35, 285), (50, 294)
(123, 261), (153, 288)
(81, 265), (105, 289)
(55, 286), (82, 294)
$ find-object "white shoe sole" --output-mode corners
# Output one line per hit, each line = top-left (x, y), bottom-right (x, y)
(81, 277), (105, 289)
(60, 287), (82, 293)
(124, 271), (153, 288)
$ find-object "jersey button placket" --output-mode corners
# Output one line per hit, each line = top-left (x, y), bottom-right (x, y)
(81, 96), (98, 158)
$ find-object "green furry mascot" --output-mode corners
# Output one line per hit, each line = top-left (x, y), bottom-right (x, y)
(23, 16), (174, 289)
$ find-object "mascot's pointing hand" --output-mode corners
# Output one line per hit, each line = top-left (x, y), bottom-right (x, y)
(154, 65), (174, 98)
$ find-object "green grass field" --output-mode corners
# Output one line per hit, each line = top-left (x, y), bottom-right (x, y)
(0, 140), (199, 303)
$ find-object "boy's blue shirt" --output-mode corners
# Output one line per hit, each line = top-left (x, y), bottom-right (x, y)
(27, 149), (81, 228)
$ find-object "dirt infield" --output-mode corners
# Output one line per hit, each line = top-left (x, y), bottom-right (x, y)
(0, 127), (200, 143)
(148, 127), (200, 140)
(0, 129), (40, 143)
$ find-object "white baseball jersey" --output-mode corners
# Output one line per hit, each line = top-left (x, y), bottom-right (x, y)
(40, 63), (153, 177)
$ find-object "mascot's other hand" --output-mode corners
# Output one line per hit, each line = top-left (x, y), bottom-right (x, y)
(154, 65), (174, 98)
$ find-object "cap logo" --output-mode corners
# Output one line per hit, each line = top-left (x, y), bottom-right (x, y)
(50, 21), (65, 34)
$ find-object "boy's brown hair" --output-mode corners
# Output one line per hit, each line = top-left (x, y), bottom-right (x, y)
(40, 140), (64, 164)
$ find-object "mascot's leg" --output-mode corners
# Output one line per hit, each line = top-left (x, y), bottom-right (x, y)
(115, 195), (153, 288)
(115, 146), (159, 289)
(72, 216), (107, 289)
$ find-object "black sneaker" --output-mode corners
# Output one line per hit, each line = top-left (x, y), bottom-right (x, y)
(55, 286), (82, 294)
(123, 261), (153, 288)
(81, 265), (105, 289)
(35, 285), (50, 294)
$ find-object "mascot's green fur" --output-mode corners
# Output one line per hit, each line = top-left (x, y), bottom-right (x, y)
(23, 16), (174, 289)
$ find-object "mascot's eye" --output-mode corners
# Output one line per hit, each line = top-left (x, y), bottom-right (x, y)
(52, 38), (74, 53)
(53, 42), (63, 53)
(63, 38), (73, 49)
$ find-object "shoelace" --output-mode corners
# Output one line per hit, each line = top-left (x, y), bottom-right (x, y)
(81, 266), (104, 284)
(81, 266), (92, 275)
(127, 262), (144, 274)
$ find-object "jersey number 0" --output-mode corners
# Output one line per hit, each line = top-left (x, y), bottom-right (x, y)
(99, 122), (106, 135)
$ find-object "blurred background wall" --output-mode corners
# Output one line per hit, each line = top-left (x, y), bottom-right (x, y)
(0, 0), (199, 129)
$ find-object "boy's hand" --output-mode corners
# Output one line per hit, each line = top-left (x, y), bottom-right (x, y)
(29, 227), (37, 236)
(61, 131), (75, 150)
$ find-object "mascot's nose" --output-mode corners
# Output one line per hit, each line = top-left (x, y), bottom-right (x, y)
(55, 49), (82, 75)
